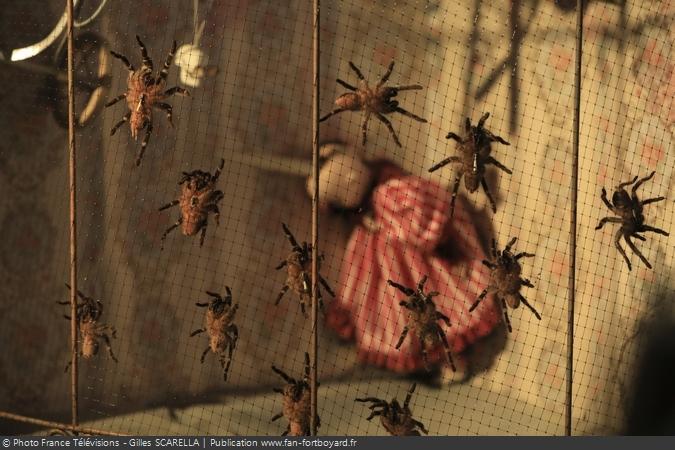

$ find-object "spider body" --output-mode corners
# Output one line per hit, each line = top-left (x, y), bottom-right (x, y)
(107, 35), (190, 166)
(596, 171), (668, 270)
(428, 112), (511, 216)
(271, 353), (319, 436)
(275, 223), (335, 316)
(387, 275), (455, 371)
(469, 238), (540, 332)
(190, 288), (238, 381)
(58, 284), (117, 371)
(355, 383), (428, 436)
(159, 159), (225, 248)
(320, 61), (427, 147)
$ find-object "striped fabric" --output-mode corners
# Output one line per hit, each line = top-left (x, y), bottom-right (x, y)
(326, 167), (501, 373)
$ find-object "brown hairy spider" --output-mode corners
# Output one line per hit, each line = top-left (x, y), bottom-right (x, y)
(190, 288), (239, 381)
(387, 275), (455, 372)
(57, 284), (118, 371)
(271, 353), (320, 436)
(319, 61), (427, 147)
(428, 112), (511, 216)
(275, 223), (335, 316)
(469, 237), (541, 333)
(355, 383), (428, 436)
(159, 158), (225, 249)
(107, 35), (190, 166)
(596, 171), (669, 271)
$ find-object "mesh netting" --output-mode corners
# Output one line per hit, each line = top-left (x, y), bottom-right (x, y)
(0, 0), (674, 437)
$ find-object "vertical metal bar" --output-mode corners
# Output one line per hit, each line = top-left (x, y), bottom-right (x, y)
(310, 0), (320, 438)
(567, 0), (583, 437)
(461, 0), (481, 121)
(66, 0), (79, 427)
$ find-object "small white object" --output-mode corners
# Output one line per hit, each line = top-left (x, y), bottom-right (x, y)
(175, 44), (209, 88)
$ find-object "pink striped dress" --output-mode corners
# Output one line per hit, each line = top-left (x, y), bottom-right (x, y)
(325, 163), (501, 373)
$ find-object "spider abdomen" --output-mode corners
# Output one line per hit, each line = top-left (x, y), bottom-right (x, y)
(282, 387), (311, 436)
(335, 92), (362, 111)
(206, 313), (233, 354)
(80, 323), (100, 359)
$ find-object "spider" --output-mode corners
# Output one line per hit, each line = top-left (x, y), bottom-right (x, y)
(319, 60), (427, 147)
(428, 112), (511, 216)
(387, 275), (456, 372)
(271, 353), (320, 436)
(355, 382), (428, 436)
(469, 237), (541, 333)
(57, 284), (118, 371)
(159, 158), (225, 249)
(275, 223), (335, 316)
(107, 35), (190, 166)
(596, 171), (669, 270)
(190, 288), (239, 381)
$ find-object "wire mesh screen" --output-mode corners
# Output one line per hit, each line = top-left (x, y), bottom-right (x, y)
(1, 0), (674, 437)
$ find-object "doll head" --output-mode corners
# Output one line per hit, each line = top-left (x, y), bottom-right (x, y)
(305, 143), (373, 211)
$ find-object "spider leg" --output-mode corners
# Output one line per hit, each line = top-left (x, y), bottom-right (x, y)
(501, 297), (513, 333)
(365, 410), (382, 421)
(361, 111), (371, 145)
(642, 197), (665, 205)
(412, 419), (429, 435)
(395, 326), (409, 349)
(387, 280), (415, 296)
(389, 84), (424, 91)
(304, 352), (311, 380)
(158, 199), (179, 211)
(595, 217), (622, 230)
(212, 159), (225, 182)
(157, 40), (177, 84)
(190, 328), (206, 337)
(477, 112), (490, 128)
(469, 289), (489, 312)
(110, 51), (134, 71)
(480, 178), (497, 213)
(160, 216), (183, 249)
(448, 173), (462, 217)
(485, 156), (512, 174)
(617, 175), (639, 190)
(520, 278), (535, 288)
(199, 225), (208, 247)
(154, 102), (173, 127)
(375, 113), (401, 147)
(393, 106), (427, 123)
(632, 171), (656, 195)
(487, 132), (510, 145)
(428, 156), (461, 173)
(600, 188), (613, 210)
(136, 35), (153, 71)
(336, 78), (357, 91)
(281, 223), (301, 251)
(105, 93), (127, 108)
(275, 260), (287, 270)
(271, 366), (295, 384)
(436, 312), (451, 327)
(164, 86), (190, 97)
(195, 301), (210, 307)
(404, 383), (417, 409)
(64, 360), (73, 373)
(110, 112), (131, 136)
(417, 275), (429, 291)
(633, 233), (646, 241)
(101, 334), (118, 363)
(275, 285), (289, 305)
(200, 346), (210, 363)
(63, 315), (72, 320)
(318, 274), (335, 297)
(281, 428), (289, 437)
(464, 117), (472, 133)
(490, 238), (498, 258)
(377, 61), (395, 87)
(505, 237), (518, 252)
(515, 252), (535, 260)
(271, 412), (283, 422)
(319, 107), (348, 122)
(614, 229), (631, 271)
(135, 120), (153, 166)
(446, 131), (463, 143)
(438, 328), (456, 371)
(518, 294), (541, 320)
(625, 235), (652, 269)
(481, 260), (496, 269)
(348, 61), (365, 80)
(641, 225), (669, 236)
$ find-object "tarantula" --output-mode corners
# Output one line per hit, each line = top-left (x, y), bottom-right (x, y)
(469, 238), (541, 333)
(107, 35), (190, 166)
(275, 223), (335, 316)
(57, 284), (118, 371)
(190, 288), (239, 381)
(355, 383), (428, 436)
(319, 61), (427, 147)
(159, 158), (225, 249)
(596, 171), (669, 271)
(271, 353), (320, 436)
(428, 112), (511, 216)
(387, 275), (455, 371)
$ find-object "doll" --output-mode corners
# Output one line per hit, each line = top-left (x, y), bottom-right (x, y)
(306, 143), (502, 380)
